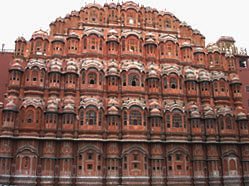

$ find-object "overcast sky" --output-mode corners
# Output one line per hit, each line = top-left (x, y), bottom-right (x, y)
(0, 0), (248, 51)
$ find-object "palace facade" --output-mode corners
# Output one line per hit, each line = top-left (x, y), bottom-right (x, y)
(0, 1), (249, 186)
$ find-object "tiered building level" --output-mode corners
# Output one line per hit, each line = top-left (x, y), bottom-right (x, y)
(0, 1), (249, 186)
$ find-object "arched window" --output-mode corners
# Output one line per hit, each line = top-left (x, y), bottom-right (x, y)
(122, 39), (125, 51)
(122, 74), (127, 86)
(218, 116), (224, 130)
(163, 77), (167, 89)
(26, 110), (34, 124)
(128, 39), (137, 52)
(225, 115), (233, 129)
(129, 109), (142, 125)
(32, 70), (38, 82)
(123, 110), (127, 125)
(79, 109), (84, 125)
(165, 19), (171, 28)
(86, 110), (97, 125)
(82, 71), (85, 84)
(128, 73), (140, 86)
(213, 81), (218, 92)
(166, 43), (173, 56)
(170, 77), (177, 89)
(99, 39), (103, 51)
(172, 110), (182, 128)
(98, 109), (103, 126)
(22, 156), (30, 169)
(90, 38), (97, 50)
(229, 159), (236, 171)
(220, 80), (226, 92)
(88, 72), (97, 85)
(83, 38), (87, 49)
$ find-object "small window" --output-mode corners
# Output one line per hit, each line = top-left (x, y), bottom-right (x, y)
(246, 86), (249, 92)
(176, 154), (181, 161)
(177, 165), (182, 170)
(133, 163), (139, 169)
(240, 60), (247, 68)
(168, 155), (172, 161)
(88, 153), (93, 160)
(87, 164), (93, 170)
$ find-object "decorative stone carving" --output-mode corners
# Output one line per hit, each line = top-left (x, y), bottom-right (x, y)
(26, 59), (46, 70)
(211, 71), (227, 81)
(81, 58), (104, 71)
(164, 99), (184, 112)
(80, 96), (103, 109)
(121, 60), (145, 72)
(161, 63), (182, 76)
(84, 27), (104, 37)
(122, 97), (146, 109)
(21, 97), (45, 109)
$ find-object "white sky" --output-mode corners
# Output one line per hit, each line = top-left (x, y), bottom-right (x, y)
(0, 0), (248, 50)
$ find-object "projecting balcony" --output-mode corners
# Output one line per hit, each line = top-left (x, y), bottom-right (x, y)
(64, 83), (76, 91)
(122, 125), (147, 140)
(162, 88), (183, 96)
(165, 128), (188, 141)
(82, 49), (103, 58)
(9, 80), (21, 88)
(121, 50), (143, 59)
(107, 85), (119, 92)
(48, 82), (60, 90)
(213, 92), (230, 101)
(78, 125), (103, 139)
(121, 85), (145, 94)
(148, 87), (160, 95)
(200, 91), (211, 98)
(219, 129), (239, 142)
(107, 125), (120, 139)
(23, 82), (45, 95)
(186, 89), (198, 97)
(80, 83), (104, 93)
(233, 92), (242, 99)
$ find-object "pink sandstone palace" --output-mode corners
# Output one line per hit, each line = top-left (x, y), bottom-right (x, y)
(0, 1), (249, 186)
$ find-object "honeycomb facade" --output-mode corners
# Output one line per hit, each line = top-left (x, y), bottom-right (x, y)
(0, 1), (249, 186)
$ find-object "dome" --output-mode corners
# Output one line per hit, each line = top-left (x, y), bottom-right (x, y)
(207, 43), (221, 53)
(66, 61), (78, 73)
(4, 100), (18, 112)
(145, 37), (156, 46)
(147, 63), (159, 79)
(150, 108), (161, 116)
(108, 106), (119, 115)
(50, 60), (62, 72)
(194, 47), (205, 53)
(63, 104), (74, 112)
(108, 66), (118, 76)
(237, 112), (247, 120)
(15, 36), (26, 43)
(198, 70), (210, 82)
(148, 69), (158, 79)
(63, 96), (75, 112)
(31, 29), (48, 40)
(181, 42), (192, 48)
(203, 105), (215, 118)
(190, 110), (201, 118)
(107, 34), (119, 43)
(52, 35), (65, 43)
(108, 29), (118, 35)
(185, 68), (196, 80)
(9, 63), (24, 71)
(47, 102), (58, 112)
(229, 73), (241, 85)
(67, 32), (80, 40)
